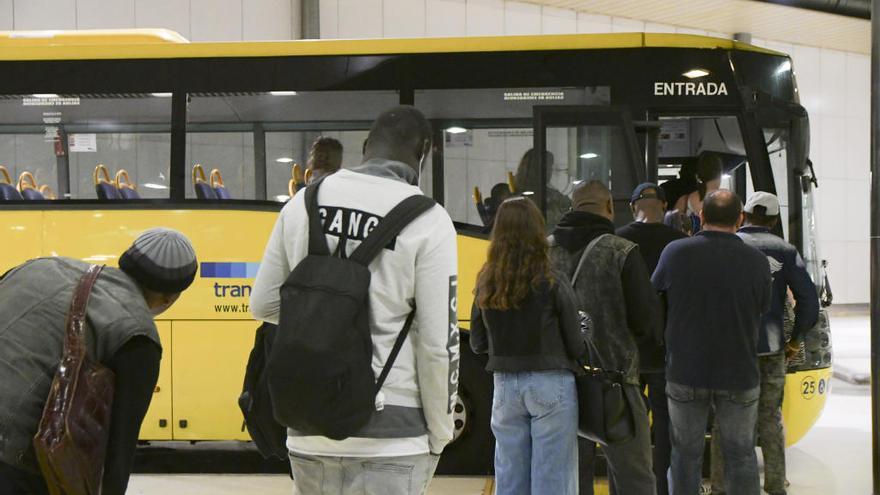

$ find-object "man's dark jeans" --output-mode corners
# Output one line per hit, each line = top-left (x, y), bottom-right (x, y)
(666, 381), (760, 495)
(578, 383), (657, 495)
(642, 372), (671, 495)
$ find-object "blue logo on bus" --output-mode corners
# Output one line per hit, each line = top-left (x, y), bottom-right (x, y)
(200, 262), (260, 278)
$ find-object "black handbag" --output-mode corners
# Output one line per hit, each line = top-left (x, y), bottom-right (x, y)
(569, 234), (635, 446)
(575, 338), (635, 445)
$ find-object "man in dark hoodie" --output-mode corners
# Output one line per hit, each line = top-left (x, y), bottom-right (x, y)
(550, 180), (662, 495)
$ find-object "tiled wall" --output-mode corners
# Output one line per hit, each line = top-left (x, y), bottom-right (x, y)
(0, 0), (297, 40)
(318, 0), (871, 304)
(0, 0), (869, 302)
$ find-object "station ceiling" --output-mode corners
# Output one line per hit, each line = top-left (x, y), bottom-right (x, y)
(527, 0), (870, 53)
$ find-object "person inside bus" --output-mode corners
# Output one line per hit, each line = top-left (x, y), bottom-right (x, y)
(680, 153), (723, 233)
(0, 228), (198, 495)
(514, 149), (571, 231)
(709, 191), (819, 495)
(616, 183), (687, 495)
(477, 182), (513, 231)
(470, 196), (585, 495)
(306, 136), (344, 184)
(652, 190), (771, 495)
(250, 106), (458, 495)
(660, 159), (698, 213)
(550, 180), (661, 495)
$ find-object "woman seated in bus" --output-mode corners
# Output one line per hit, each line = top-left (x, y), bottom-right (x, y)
(674, 153), (723, 233)
(515, 149), (571, 231)
(470, 196), (586, 495)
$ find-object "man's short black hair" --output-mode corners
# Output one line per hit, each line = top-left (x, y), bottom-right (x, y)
(702, 190), (743, 226)
(367, 105), (432, 151)
(744, 205), (779, 228)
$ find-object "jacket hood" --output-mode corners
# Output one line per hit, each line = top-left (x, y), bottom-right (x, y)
(551, 210), (615, 250)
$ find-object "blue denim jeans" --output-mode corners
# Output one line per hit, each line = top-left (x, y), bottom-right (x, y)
(666, 381), (760, 495)
(491, 370), (578, 495)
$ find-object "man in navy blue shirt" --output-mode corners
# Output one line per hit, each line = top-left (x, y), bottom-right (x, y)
(652, 190), (771, 495)
(710, 192), (819, 495)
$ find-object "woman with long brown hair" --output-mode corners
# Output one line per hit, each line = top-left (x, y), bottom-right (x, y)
(470, 197), (585, 494)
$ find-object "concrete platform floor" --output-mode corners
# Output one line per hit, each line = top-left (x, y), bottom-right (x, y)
(126, 306), (874, 494)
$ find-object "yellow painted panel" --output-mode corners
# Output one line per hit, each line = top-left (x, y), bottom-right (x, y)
(0, 32), (777, 62)
(140, 321), (173, 440)
(39, 209), (277, 320)
(0, 211), (43, 275)
(171, 320), (255, 440)
(456, 234), (488, 330)
(782, 367), (832, 446)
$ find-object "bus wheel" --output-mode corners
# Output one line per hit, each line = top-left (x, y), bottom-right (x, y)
(451, 394), (469, 442)
(436, 331), (494, 475)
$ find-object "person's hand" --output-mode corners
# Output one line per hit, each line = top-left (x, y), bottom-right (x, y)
(785, 341), (800, 362)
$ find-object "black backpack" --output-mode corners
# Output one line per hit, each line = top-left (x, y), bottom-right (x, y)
(266, 178), (435, 440)
(238, 322), (288, 459)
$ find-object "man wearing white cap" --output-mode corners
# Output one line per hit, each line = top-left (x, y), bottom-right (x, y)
(710, 192), (819, 495)
(0, 228), (198, 495)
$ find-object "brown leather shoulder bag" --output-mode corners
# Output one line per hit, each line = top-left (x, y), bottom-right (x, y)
(33, 264), (115, 495)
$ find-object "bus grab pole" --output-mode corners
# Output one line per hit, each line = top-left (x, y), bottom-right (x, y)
(871, 1), (880, 493)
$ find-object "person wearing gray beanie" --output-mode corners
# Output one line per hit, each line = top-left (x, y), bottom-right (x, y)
(119, 228), (198, 315)
(0, 227), (198, 495)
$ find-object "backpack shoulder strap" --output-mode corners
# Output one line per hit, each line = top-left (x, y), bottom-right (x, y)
(570, 233), (610, 287)
(375, 307), (416, 393)
(349, 195), (436, 266)
(304, 178), (330, 256)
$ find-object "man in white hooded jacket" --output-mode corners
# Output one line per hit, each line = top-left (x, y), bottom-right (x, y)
(250, 106), (459, 495)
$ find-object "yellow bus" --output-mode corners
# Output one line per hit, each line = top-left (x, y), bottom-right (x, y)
(0, 29), (832, 474)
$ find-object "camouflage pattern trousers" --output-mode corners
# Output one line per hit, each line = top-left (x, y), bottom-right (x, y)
(710, 352), (787, 495)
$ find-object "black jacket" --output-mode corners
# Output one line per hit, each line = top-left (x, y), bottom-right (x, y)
(470, 274), (586, 374)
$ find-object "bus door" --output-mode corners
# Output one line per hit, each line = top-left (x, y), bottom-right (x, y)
(645, 112), (774, 220)
(532, 106), (646, 228)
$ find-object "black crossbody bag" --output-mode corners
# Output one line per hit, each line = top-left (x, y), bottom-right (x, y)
(569, 234), (635, 446)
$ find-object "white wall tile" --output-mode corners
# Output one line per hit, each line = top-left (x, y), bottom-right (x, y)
(76, 0), (135, 29)
(466, 0), (502, 36)
(14, 0), (76, 30)
(540, 6), (575, 35)
(845, 240), (870, 303)
(844, 115), (870, 180)
(845, 52), (870, 118)
(191, 0), (242, 41)
(611, 16), (643, 33)
(814, 177), (847, 242)
(791, 44), (822, 115)
(819, 48), (846, 116)
(576, 12), (610, 34)
(817, 116), (845, 179)
(319, 0), (338, 38)
(383, 0), (425, 38)
(844, 178), (869, 242)
(427, 0), (465, 37)
(135, 0), (190, 39)
(0, 0), (13, 29)
(503, 1), (540, 35)
(675, 27), (707, 36)
(244, 0), (292, 41)
(644, 22), (675, 34)
(338, 0), (382, 38)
